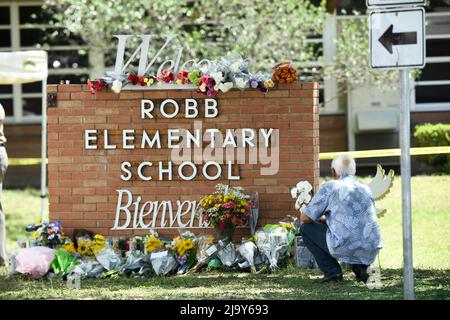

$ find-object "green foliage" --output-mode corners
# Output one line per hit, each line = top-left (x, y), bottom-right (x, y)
(42, 0), (327, 73)
(326, 13), (400, 93)
(414, 123), (450, 173)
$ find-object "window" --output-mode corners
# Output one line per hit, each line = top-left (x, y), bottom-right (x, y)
(0, 1), (89, 124)
(413, 11), (450, 111)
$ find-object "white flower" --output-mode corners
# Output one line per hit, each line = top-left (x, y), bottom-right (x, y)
(230, 62), (241, 73)
(295, 192), (311, 211)
(295, 197), (302, 210)
(235, 78), (248, 89)
(199, 83), (207, 92)
(216, 82), (233, 92)
(200, 65), (208, 74)
(290, 187), (298, 199)
(297, 191), (311, 204)
(210, 72), (224, 84)
(111, 80), (123, 94)
(296, 181), (312, 194)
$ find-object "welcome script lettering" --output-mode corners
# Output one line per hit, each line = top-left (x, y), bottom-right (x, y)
(83, 35), (280, 230)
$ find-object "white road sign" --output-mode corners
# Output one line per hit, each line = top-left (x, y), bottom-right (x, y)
(367, 0), (425, 7)
(370, 8), (425, 69)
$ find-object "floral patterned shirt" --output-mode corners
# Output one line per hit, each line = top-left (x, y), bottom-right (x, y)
(303, 175), (383, 265)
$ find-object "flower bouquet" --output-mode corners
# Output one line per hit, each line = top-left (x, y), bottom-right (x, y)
(198, 184), (254, 240)
(75, 234), (106, 257)
(255, 227), (290, 270)
(272, 62), (298, 84)
(170, 231), (197, 273)
(290, 180), (313, 212)
(144, 231), (165, 254)
(25, 220), (64, 248)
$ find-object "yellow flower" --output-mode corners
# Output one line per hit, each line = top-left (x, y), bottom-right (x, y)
(144, 77), (154, 86)
(145, 235), (164, 252)
(264, 79), (275, 89)
(280, 223), (292, 230)
(176, 238), (194, 256)
(62, 243), (76, 254)
(77, 238), (96, 256)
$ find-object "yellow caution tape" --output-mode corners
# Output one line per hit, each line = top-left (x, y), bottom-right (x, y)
(319, 146), (450, 160)
(6, 146), (450, 165)
(8, 158), (47, 166)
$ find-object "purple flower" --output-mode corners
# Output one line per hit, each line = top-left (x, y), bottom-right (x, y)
(258, 84), (268, 93)
(207, 88), (218, 97)
(207, 77), (215, 86)
(249, 78), (259, 88)
(177, 255), (188, 266)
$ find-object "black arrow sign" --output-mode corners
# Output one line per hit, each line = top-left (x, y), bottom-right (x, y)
(378, 24), (417, 54)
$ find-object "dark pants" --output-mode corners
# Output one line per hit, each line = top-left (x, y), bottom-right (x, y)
(300, 222), (342, 277)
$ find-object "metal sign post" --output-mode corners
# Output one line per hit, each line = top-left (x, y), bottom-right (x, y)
(368, 0), (425, 300)
(400, 69), (414, 300)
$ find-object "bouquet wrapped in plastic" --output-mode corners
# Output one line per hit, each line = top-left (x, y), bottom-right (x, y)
(69, 257), (105, 278)
(217, 241), (239, 267)
(120, 250), (147, 276)
(237, 240), (258, 272)
(50, 248), (80, 275)
(14, 246), (55, 278)
(170, 231), (197, 274)
(255, 227), (290, 270)
(95, 248), (123, 271)
(149, 250), (177, 276)
(189, 235), (219, 273)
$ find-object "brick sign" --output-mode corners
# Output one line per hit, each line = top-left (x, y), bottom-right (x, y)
(47, 83), (320, 238)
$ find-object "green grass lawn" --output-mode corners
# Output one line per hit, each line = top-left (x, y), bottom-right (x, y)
(1, 175), (449, 299)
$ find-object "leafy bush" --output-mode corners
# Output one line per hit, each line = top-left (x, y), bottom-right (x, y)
(413, 123), (450, 173)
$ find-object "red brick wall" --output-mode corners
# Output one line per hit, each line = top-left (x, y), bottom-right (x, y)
(47, 82), (320, 238)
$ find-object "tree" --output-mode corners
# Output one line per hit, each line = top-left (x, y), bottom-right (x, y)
(43, 0), (400, 96)
(43, 0), (327, 75)
(325, 11), (400, 98)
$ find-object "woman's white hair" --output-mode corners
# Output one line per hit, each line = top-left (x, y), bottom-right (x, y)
(331, 154), (356, 177)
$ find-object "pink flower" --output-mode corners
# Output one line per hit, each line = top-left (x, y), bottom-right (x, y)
(87, 79), (107, 94)
(219, 220), (226, 230)
(157, 69), (174, 83)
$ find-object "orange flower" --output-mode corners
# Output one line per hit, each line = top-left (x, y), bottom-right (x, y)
(272, 62), (298, 85)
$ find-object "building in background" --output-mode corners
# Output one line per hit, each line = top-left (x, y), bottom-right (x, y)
(0, 0), (449, 186)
